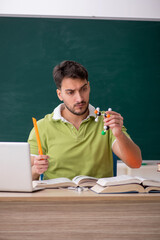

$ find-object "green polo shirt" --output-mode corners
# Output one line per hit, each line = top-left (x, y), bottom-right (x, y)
(28, 104), (129, 180)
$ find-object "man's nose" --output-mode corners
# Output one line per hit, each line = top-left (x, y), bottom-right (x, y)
(75, 92), (83, 102)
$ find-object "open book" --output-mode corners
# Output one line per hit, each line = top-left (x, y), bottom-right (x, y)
(91, 175), (160, 194)
(33, 175), (98, 189)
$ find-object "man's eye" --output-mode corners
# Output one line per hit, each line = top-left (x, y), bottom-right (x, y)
(82, 87), (87, 91)
(67, 91), (73, 95)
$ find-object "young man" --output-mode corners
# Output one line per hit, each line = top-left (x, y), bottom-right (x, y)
(28, 60), (142, 180)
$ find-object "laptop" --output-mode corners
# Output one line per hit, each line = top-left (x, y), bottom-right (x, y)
(0, 142), (44, 192)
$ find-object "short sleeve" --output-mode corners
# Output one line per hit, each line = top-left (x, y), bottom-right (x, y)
(27, 120), (46, 155)
(28, 128), (39, 155)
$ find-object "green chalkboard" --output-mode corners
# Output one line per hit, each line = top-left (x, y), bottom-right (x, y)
(0, 17), (160, 160)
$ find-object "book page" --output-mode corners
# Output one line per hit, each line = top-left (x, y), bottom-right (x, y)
(72, 175), (98, 185)
(97, 175), (142, 187)
(145, 186), (160, 192)
(142, 179), (160, 187)
(91, 183), (145, 194)
(33, 177), (72, 187)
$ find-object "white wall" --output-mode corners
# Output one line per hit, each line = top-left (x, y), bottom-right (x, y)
(0, 0), (160, 20)
(117, 161), (160, 181)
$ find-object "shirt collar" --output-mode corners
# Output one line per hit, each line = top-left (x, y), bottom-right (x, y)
(52, 103), (96, 122)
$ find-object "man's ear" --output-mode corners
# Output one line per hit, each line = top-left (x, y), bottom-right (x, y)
(88, 81), (90, 91)
(87, 81), (90, 94)
(56, 89), (63, 101)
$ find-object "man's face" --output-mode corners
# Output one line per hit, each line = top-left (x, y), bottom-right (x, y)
(57, 78), (90, 116)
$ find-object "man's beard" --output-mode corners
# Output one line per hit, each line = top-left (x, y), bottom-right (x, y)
(63, 101), (89, 116)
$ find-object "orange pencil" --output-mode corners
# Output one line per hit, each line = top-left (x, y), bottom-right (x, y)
(32, 117), (43, 180)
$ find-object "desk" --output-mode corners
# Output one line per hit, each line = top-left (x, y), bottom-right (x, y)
(0, 189), (160, 240)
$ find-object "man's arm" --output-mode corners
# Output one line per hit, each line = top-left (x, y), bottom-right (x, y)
(112, 132), (142, 168)
(104, 110), (142, 168)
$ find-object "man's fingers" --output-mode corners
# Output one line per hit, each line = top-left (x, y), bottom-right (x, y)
(34, 159), (49, 165)
(33, 165), (48, 175)
(105, 111), (121, 116)
(104, 115), (123, 124)
(35, 155), (49, 160)
(33, 159), (49, 175)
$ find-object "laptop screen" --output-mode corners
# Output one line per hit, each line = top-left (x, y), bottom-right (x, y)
(0, 142), (33, 192)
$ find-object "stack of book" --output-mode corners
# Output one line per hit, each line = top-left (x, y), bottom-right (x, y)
(33, 175), (160, 194)
(91, 175), (160, 193)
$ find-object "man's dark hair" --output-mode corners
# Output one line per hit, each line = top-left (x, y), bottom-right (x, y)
(53, 60), (88, 89)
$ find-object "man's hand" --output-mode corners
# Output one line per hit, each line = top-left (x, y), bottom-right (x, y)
(103, 110), (123, 137)
(31, 155), (49, 180)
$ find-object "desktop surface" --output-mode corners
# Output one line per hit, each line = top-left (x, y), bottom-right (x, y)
(0, 188), (160, 202)
(0, 189), (160, 240)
